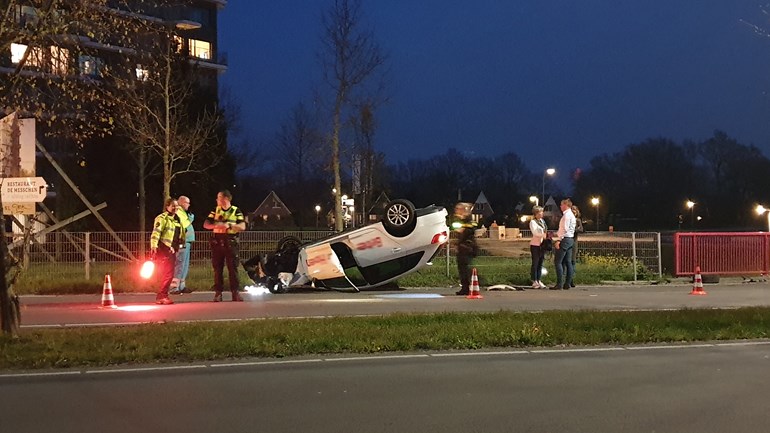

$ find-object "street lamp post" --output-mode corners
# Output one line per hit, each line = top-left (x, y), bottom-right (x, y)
(686, 200), (695, 229)
(529, 195), (539, 208)
(542, 168), (555, 204)
(314, 205), (321, 228)
(756, 205), (770, 232)
(591, 197), (600, 231)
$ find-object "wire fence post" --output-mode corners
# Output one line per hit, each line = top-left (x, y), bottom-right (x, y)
(84, 232), (90, 281)
(657, 232), (662, 279)
(632, 232), (637, 282)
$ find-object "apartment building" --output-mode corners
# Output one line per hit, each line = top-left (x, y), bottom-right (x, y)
(0, 0), (229, 230)
(2, 0), (227, 88)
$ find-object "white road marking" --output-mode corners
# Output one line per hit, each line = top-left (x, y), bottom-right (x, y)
(2, 341), (768, 380)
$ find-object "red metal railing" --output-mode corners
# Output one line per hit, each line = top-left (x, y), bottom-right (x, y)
(674, 232), (770, 276)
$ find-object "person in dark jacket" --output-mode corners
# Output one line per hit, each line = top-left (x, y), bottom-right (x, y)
(570, 204), (585, 287)
(203, 190), (246, 302)
(451, 202), (478, 295)
(150, 198), (184, 305)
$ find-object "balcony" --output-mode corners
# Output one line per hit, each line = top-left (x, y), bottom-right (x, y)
(190, 51), (227, 72)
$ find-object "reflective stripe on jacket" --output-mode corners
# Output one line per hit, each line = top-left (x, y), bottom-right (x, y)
(206, 205), (244, 235)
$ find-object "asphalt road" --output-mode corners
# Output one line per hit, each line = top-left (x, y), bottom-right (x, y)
(18, 281), (770, 328)
(2, 343), (769, 432)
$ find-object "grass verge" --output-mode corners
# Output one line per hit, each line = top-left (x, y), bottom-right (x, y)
(2, 308), (769, 370)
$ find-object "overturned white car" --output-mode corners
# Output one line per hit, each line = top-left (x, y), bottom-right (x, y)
(244, 200), (449, 292)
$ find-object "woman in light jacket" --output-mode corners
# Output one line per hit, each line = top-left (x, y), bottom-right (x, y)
(529, 206), (548, 289)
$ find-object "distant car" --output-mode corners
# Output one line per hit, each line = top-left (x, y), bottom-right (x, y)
(243, 199), (449, 292)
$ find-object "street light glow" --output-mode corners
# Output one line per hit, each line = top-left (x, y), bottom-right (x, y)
(542, 168), (556, 204)
(686, 200), (696, 228)
(757, 204), (770, 232)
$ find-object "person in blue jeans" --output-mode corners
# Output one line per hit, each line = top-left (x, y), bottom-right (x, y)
(528, 206), (548, 289)
(170, 195), (195, 294)
(552, 198), (576, 290)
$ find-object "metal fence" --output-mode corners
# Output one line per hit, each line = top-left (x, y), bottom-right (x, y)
(674, 232), (770, 276)
(9, 230), (335, 280)
(9, 229), (662, 282)
(444, 230), (662, 282)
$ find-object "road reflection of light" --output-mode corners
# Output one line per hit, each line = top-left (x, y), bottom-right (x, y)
(375, 294), (444, 299)
(244, 285), (270, 296)
(322, 298), (383, 303)
(118, 305), (158, 312)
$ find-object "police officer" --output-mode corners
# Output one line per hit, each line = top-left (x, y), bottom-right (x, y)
(203, 189), (246, 302)
(150, 198), (185, 305)
(451, 202), (478, 296)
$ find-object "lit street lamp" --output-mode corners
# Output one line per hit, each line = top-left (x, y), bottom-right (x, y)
(686, 200), (695, 228)
(756, 205), (770, 232)
(529, 195), (539, 207)
(314, 205), (321, 228)
(542, 168), (555, 204)
(591, 197), (600, 231)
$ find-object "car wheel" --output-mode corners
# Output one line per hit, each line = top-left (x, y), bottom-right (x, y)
(266, 277), (289, 294)
(275, 236), (302, 254)
(382, 199), (417, 237)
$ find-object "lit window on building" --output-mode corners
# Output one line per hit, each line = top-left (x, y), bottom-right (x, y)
(10, 43), (26, 63)
(50, 46), (69, 74)
(79, 55), (104, 77)
(10, 43), (44, 67)
(189, 39), (211, 60)
(135, 64), (149, 81)
(173, 35), (184, 53)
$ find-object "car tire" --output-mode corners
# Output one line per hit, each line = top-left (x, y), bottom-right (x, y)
(382, 199), (417, 237)
(275, 236), (302, 254)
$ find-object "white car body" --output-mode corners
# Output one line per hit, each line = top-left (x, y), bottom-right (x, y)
(288, 204), (449, 290)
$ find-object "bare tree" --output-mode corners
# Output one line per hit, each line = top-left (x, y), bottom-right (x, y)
(0, 0), (144, 141)
(319, 0), (386, 231)
(350, 100), (386, 220)
(0, 0), (132, 336)
(105, 20), (225, 209)
(274, 101), (324, 185)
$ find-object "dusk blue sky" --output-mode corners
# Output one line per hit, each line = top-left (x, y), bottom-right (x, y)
(219, 1), (770, 179)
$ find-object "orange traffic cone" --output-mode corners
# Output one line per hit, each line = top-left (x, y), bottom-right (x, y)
(689, 266), (707, 295)
(467, 268), (483, 299)
(101, 274), (118, 308)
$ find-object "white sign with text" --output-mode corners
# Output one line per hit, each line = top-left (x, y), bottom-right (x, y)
(1, 177), (47, 202)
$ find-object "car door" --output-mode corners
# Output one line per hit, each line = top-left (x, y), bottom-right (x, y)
(347, 226), (405, 267)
